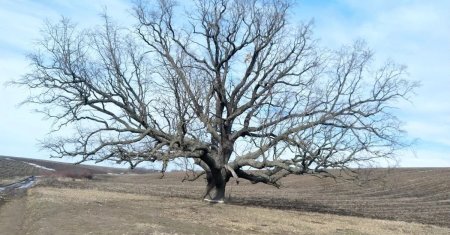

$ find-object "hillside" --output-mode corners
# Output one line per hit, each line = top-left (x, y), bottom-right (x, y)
(0, 155), (153, 181)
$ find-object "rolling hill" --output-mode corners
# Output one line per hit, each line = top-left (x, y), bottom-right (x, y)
(0, 155), (152, 180)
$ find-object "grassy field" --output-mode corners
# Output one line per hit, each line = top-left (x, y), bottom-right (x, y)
(1, 156), (450, 234)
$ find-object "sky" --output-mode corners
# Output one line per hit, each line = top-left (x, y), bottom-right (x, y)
(0, 0), (449, 167)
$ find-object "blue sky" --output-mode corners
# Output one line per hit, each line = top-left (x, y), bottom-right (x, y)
(0, 0), (449, 167)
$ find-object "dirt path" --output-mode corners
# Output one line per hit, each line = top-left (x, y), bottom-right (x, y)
(0, 197), (27, 235)
(2, 187), (448, 235)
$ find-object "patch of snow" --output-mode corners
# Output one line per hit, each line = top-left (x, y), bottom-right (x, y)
(203, 198), (224, 204)
(17, 180), (35, 189)
(23, 162), (56, 171)
(0, 176), (36, 191)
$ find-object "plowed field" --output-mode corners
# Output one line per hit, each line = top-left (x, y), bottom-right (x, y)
(38, 168), (450, 227)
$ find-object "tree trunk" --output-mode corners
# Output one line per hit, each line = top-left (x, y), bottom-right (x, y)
(203, 168), (228, 203)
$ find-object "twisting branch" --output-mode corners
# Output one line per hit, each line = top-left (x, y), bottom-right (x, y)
(12, 0), (417, 201)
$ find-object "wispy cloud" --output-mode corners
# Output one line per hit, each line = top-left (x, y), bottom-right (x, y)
(295, 0), (450, 166)
(0, 0), (130, 163)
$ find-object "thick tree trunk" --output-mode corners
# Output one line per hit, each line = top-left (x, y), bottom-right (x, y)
(211, 181), (226, 202)
(203, 168), (228, 203)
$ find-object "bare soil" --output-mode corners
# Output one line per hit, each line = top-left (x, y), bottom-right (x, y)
(37, 168), (450, 228)
(1, 186), (449, 235)
(2, 157), (450, 233)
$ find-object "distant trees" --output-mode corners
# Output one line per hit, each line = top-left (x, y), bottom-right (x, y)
(15, 0), (416, 202)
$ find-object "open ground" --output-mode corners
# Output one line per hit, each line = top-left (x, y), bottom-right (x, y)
(1, 156), (450, 234)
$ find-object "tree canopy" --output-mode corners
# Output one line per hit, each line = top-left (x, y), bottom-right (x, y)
(15, 0), (416, 202)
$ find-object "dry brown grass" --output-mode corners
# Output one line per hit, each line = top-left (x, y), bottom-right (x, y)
(3, 161), (450, 232)
(0, 176), (29, 186)
(0, 156), (145, 179)
(0, 158), (43, 178)
(2, 187), (449, 235)
(37, 168), (450, 227)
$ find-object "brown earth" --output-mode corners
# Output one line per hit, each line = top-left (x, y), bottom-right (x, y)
(34, 168), (450, 228)
(1, 186), (449, 235)
(2, 157), (450, 232)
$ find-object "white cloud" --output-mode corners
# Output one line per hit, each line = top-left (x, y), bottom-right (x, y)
(405, 121), (450, 147)
(398, 149), (450, 167)
(0, 0), (131, 163)
(0, 56), (52, 158)
(295, 0), (450, 166)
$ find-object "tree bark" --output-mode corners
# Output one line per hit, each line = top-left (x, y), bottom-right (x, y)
(203, 167), (228, 202)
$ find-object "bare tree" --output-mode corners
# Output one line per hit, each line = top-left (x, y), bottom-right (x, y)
(15, 0), (416, 202)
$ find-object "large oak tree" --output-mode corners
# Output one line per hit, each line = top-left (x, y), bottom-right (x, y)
(16, 0), (416, 202)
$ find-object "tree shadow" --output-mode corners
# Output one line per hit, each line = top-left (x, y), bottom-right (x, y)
(227, 196), (365, 218)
